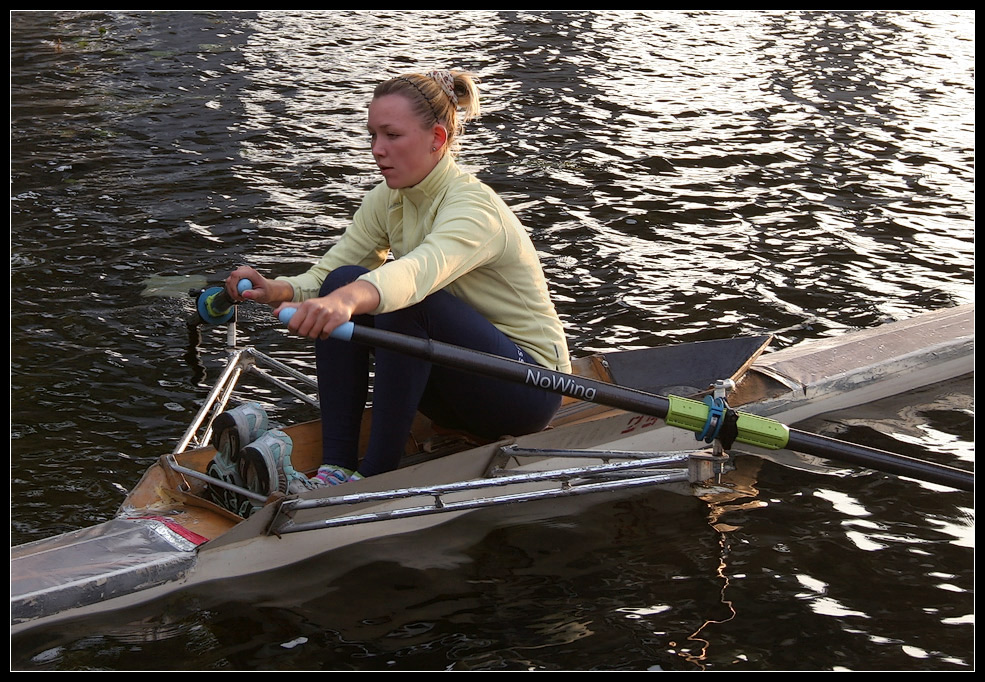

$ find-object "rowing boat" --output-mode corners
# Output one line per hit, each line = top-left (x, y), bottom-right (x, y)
(10, 302), (974, 634)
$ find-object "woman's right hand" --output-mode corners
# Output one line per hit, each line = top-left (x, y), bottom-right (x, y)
(274, 280), (380, 340)
(275, 294), (353, 341)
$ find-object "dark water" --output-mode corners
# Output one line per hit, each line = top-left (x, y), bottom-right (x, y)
(10, 10), (974, 671)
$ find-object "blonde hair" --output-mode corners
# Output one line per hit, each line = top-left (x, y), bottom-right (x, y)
(374, 70), (480, 153)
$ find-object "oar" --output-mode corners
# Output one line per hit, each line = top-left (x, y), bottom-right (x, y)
(277, 309), (973, 493)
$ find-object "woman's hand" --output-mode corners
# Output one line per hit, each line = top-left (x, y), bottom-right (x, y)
(275, 295), (352, 340)
(225, 265), (293, 305)
(274, 280), (380, 340)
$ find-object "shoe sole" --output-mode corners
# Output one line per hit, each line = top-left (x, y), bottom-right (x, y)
(239, 429), (296, 498)
(208, 403), (269, 510)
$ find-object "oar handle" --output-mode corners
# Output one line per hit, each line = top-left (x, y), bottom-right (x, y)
(277, 307), (356, 341)
(277, 307), (296, 324)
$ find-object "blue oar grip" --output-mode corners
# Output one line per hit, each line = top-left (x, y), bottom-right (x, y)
(277, 307), (295, 325)
(333, 321), (355, 341)
(277, 307), (354, 341)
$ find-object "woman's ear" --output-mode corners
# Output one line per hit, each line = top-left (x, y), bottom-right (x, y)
(432, 124), (449, 152)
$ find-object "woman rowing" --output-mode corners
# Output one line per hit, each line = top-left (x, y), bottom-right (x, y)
(224, 69), (570, 486)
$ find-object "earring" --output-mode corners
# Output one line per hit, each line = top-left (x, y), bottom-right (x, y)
(431, 147), (437, 152)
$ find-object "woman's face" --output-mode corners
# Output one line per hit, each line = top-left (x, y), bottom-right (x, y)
(368, 94), (445, 189)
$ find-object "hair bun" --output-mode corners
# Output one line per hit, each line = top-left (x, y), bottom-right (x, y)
(426, 70), (458, 107)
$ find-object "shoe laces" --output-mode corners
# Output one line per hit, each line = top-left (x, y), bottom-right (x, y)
(314, 465), (353, 486)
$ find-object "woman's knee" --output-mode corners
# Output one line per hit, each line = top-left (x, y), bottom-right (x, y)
(319, 265), (369, 297)
(374, 289), (475, 338)
(374, 306), (421, 336)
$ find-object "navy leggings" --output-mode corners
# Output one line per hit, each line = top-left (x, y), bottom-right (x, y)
(315, 265), (562, 477)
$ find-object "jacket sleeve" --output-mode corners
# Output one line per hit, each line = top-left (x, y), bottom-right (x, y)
(276, 184), (392, 301)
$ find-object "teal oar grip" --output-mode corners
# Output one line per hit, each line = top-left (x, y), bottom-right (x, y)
(276, 307), (354, 341)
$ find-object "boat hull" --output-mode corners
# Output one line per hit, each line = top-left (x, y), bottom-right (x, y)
(10, 304), (974, 634)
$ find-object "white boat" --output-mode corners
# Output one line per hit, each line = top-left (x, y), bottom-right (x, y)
(10, 302), (974, 635)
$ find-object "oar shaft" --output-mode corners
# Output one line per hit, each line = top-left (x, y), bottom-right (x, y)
(335, 320), (672, 413)
(785, 429), (972, 492)
(280, 315), (973, 492)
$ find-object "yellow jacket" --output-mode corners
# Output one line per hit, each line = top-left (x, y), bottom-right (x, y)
(278, 154), (571, 373)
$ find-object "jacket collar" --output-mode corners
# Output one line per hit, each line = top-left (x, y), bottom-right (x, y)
(398, 153), (458, 206)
